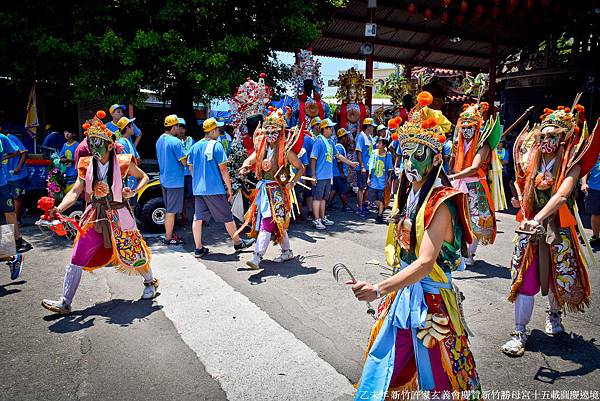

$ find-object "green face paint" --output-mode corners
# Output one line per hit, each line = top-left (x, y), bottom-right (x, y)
(403, 142), (435, 183)
(89, 136), (109, 160)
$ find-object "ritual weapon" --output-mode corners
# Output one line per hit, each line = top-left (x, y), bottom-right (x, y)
(501, 105), (534, 138)
(333, 263), (376, 319)
(35, 196), (82, 239)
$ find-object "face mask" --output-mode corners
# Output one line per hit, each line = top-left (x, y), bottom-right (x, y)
(403, 143), (434, 183)
(460, 119), (477, 140)
(89, 137), (109, 160)
(540, 127), (560, 154)
(265, 128), (279, 144)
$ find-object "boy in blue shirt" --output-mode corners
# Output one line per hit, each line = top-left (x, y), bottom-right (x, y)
(105, 104), (142, 148)
(367, 138), (393, 224)
(328, 128), (352, 211)
(355, 117), (377, 217)
(310, 119), (357, 229)
(59, 130), (80, 184)
(5, 133), (29, 222)
(156, 114), (187, 245)
(582, 154), (600, 246)
(0, 133), (32, 255)
(188, 118), (253, 257)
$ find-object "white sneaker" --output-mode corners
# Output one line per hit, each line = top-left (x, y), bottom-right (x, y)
(322, 217), (334, 226)
(312, 219), (326, 230)
(274, 250), (294, 263)
(501, 331), (527, 357)
(545, 311), (564, 335)
(464, 255), (475, 267)
(41, 298), (71, 314)
(246, 253), (263, 270)
(142, 279), (160, 299)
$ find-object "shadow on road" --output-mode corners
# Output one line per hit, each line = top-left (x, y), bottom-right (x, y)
(456, 260), (512, 280)
(243, 257), (320, 285)
(0, 280), (27, 297)
(44, 298), (163, 333)
(528, 329), (600, 384)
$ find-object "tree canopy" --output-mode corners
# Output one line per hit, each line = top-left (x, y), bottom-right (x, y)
(0, 0), (341, 114)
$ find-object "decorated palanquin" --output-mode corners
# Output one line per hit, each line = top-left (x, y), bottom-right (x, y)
(334, 67), (371, 138)
(290, 49), (330, 131)
(355, 103), (482, 400)
(76, 153), (151, 274)
(509, 105), (599, 312)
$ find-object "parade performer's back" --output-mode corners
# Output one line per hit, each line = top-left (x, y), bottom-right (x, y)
(348, 97), (481, 400)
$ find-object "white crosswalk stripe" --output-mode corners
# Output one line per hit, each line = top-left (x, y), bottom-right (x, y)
(152, 248), (356, 401)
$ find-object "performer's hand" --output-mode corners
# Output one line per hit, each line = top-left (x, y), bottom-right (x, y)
(367, 179), (371, 187)
(361, 167), (367, 174)
(581, 183), (589, 194)
(122, 187), (135, 199)
(48, 207), (61, 218)
(519, 219), (539, 233)
(346, 280), (378, 302)
(311, 175), (317, 186)
(447, 174), (455, 181)
(239, 165), (250, 175)
(350, 161), (359, 168)
(511, 197), (521, 208)
(227, 188), (234, 203)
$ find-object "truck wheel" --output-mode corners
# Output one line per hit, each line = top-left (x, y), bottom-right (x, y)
(140, 197), (166, 232)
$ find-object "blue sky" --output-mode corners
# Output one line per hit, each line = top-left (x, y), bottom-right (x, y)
(275, 51), (394, 98)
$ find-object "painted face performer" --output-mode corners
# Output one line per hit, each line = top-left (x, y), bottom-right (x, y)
(41, 111), (157, 314)
(290, 49), (330, 130)
(502, 103), (598, 357)
(349, 108), (481, 399)
(448, 101), (499, 266)
(237, 108), (305, 270)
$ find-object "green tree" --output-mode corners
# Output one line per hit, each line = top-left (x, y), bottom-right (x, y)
(0, 0), (340, 127)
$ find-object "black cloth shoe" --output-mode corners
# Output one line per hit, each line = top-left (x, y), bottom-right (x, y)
(194, 247), (210, 258)
(234, 238), (255, 251)
(16, 237), (33, 253)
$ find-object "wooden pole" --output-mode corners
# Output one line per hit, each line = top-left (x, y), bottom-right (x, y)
(365, 7), (375, 111)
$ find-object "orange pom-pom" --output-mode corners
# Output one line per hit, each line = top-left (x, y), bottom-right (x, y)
(557, 105), (564, 110)
(543, 108), (553, 114)
(82, 122), (91, 130)
(417, 91), (433, 107)
(438, 135), (446, 143)
(462, 103), (469, 111)
(99, 124), (106, 129)
(427, 117), (437, 127)
(575, 104), (585, 113)
(391, 133), (399, 141)
(480, 102), (489, 112)
(574, 126), (580, 135)
(564, 107), (571, 113)
(96, 110), (106, 119)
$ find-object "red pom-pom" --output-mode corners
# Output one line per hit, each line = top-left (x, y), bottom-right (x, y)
(575, 104), (585, 113)
(391, 133), (399, 141)
(417, 91), (433, 107)
(557, 105), (564, 110)
(427, 117), (437, 127)
(438, 135), (446, 143)
(574, 126), (580, 135)
(259, 72), (266, 78)
(480, 102), (489, 112)
(421, 121), (428, 129)
(82, 123), (91, 130)
(543, 108), (553, 114)
(564, 107), (571, 113)
(96, 110), (106, 119)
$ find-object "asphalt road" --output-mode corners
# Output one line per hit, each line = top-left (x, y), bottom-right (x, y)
(1, 208), (599, 401)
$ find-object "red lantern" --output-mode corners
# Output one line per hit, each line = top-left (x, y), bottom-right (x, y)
(510, 0), (519, 7)
(442, 0), (452, 6)
(493, 0), (501, 5)
(493, 6), (501, 18)
(552, 3), (560, 13)
(441, 11), (450, 23)
(459, 0), (469, 13)
(540, 0), (549, 7)
(424, 8), (433, 20)
(526, 0), (534, 9)
(475, 3), (485, 15)
(455, 14), (465, 25)
(407, 3), (417, 14)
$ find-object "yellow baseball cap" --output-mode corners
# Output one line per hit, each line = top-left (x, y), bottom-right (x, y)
(310, 117), (322, 127)
(363, 117), (377, 127)
(164, 114), (179, 127)
(319, 118), (337, 129)
(109, 104), (126, 114)
(116, 116), (136, 131)
(336, 128), (348, 138)
(202, 117), (224, 133)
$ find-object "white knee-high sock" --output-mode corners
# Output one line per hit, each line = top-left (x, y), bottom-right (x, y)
(140, 267), (154, 284)
(469, 238), (479, 256)
(280, 232), (291, 252)
(61, 263), (83, 305)
(255, 231), (271, 257)
(547, 288), (561, 313)
(515, 294), (534, 332)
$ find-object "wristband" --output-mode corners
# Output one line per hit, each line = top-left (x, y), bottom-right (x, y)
(374, 284), (381, 299)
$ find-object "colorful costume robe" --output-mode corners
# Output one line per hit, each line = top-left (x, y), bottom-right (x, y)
(74, 154), (151, 274)
(356, 184), (481, 400)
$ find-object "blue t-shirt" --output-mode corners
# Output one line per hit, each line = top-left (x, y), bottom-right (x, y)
(182, 137), (195, 176)
(5, 135), (29, 182)
(442, 141), (453, 173)
(302, 134), (315, 176)
(310, 135), (338, 180)
(188, 139), (227, 196)
(333, 143), (347, 177)
(117, 137), (140, 159)
(42, 131), (66, 152)
(156, 133), (187, 188)
(219, 133), (232, 155)
(369, 151), (393, 190)
(106, 121), (141, 137)
(59, 141), (80, 178)
(355, 132), (374, 171)
(588, 156), (600, 190)
(0, 134), (19, 187)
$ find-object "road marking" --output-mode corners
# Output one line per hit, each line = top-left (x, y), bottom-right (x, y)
(152, 248), (356, 401)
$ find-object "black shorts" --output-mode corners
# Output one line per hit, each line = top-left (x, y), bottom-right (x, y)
(332, 176), (348, 194)
(312, 179), (332, 200)
(161, 186), (184, 214)
(585, 188), (600, 215)
(184, 175), (194, 199)
(368, 188), (385, 202)
(0, 184), (14, 213)
(194, 195), (233, 223)
(356, 171), (368, 189)
(8, 178), (27, 199)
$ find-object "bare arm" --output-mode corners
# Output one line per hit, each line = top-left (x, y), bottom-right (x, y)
(310, 157), (317, 179)
(55, 178), (85, 213)
(335, 152), (359, 167)
(356, 149), (365, 171)
(349, 203), (452, 301)
(127, 161), (150, 192)
(286, 151), (305, 189)
(449, 143), (489, 180)
(240, 151), (257, 173)
(14, 151), (27, 173)
(534, 165), (580, 223)
(219, 163), (233, 200)
(134, 132), (142, 148)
